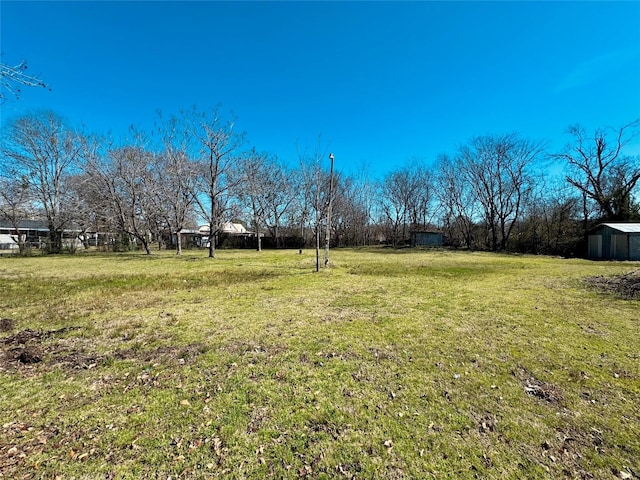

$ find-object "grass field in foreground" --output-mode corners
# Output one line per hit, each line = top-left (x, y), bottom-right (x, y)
(0, 248), (638, 479)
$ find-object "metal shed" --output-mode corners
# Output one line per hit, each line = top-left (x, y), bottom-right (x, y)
(588, 223), (640, 261)
(410, 230), (444, 248)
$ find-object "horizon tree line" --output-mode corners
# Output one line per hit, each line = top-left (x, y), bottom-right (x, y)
(1, 109), (638, 257)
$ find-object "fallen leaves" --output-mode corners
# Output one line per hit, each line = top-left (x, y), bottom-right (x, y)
(383, 439), (393, 453)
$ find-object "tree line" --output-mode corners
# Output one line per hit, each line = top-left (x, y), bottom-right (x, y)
(1, 109), (638, 257)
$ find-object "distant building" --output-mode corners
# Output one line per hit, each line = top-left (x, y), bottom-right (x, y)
(197, 222), (254, 249)
(198, 222), (251, 236)
(0, 219), (51, 250)
(410, 229), (444, 248)
(588, 223), (640, 261)
(0, 219), (89, 250)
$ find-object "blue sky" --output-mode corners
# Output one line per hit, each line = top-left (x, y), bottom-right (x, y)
(1, 1), (639, 177)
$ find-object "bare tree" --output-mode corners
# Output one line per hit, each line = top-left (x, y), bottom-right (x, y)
(186, 107), (244, 258)
(458, 134), (542, 251)
(408, 163), (438, 228)
(379, 172), (408, 246)
(155, 115), (198, 255)
(65, 172), (100, 250)
(520, 179), (582, 256)
(283, 167), (311, 248)
(2, 112), (82, 253)
(297, 141), (331, 271)
(348, 166), (377, 246)
(111, 146), (156, 254)
(84, 131), (158, 254)
(236, 149), (271, 251)
(1, 60), (50, 102)
(436, 154), (478, 249)
(262, 159), (296, 248)
(379, 162), (434, 246)
(554, 120), (640, 222)
(0, 174), (31, 254)
(332, 173), (374, 247)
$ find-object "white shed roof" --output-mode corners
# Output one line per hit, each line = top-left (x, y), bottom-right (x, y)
(599, 223), (640, 233)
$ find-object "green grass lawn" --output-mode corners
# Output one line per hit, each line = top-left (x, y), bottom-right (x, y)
(1, 248), (638, 479)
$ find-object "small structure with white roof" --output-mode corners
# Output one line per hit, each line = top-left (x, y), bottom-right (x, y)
(588, 223), (640, 260)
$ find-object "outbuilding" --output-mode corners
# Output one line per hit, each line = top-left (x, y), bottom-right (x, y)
(588, 223), (640, 261)
(410, 229), (444, 248)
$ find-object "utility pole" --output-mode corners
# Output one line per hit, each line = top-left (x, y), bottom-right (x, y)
(324, 152), (335, 267)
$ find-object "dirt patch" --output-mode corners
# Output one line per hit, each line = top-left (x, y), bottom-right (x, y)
(2, 325), (209, 376)
(3, 327), (81, 346)
(513, 365), (563, 404)
(13, 347), (43, 364)
(584, 270), (640, 300)
(3, 328), (42, 345)
(1, 327), (101, 373)
(0, 318), (16, 332)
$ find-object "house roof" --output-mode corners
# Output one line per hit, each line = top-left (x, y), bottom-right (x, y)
(0, 219), (48, 230)
(0, 220), (89, 233)
(198, 222), (251, 235)
(598, 223), (640, 234)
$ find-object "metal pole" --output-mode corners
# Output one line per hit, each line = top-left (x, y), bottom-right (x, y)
(315, 172), (320, 272)
(324, 153), (335, 267)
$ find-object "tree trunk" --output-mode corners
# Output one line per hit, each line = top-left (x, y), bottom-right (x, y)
(140, 235), (152, 255)
(315, 226), (320, 272)
(48, 226), (63, 254)
(176, 230), (183, 256)
(208, 222), (216, 258)
(13, 230), (26, 256)
(255, 216), (261, 251)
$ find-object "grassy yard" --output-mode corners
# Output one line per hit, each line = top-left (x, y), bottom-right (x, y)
(0, 248), (638, 479)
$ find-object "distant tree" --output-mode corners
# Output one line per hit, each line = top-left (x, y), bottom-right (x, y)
(84, 131), (158, 254)
(297, 142), (331, 271)
(349, 166), (377, 246)
(155, 115), (198, 255)
(511, 177), (582, 256)
(186, 107), (244, 258)
(458, 133), (543, 251)
(537, 195), (583, 256)
(261, 159), (296, 248)
(332, 173), (374, 247)
(0, 60), (50, 102)
(236, 149), (272, 251)
(2, 112), (82, 253)
(65, 172), (99, 250)
(407, 164), (438, 229)
(283, 166), (311, 247)
(0, 174), (31, 254)
(379, 162), (435, 246)
(379, 169), (409, 245)
(554, 120), (640, 222)
(435, 154), (478, 249)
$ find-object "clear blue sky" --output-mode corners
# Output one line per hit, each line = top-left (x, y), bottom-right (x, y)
(2, 1), (639, 177)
